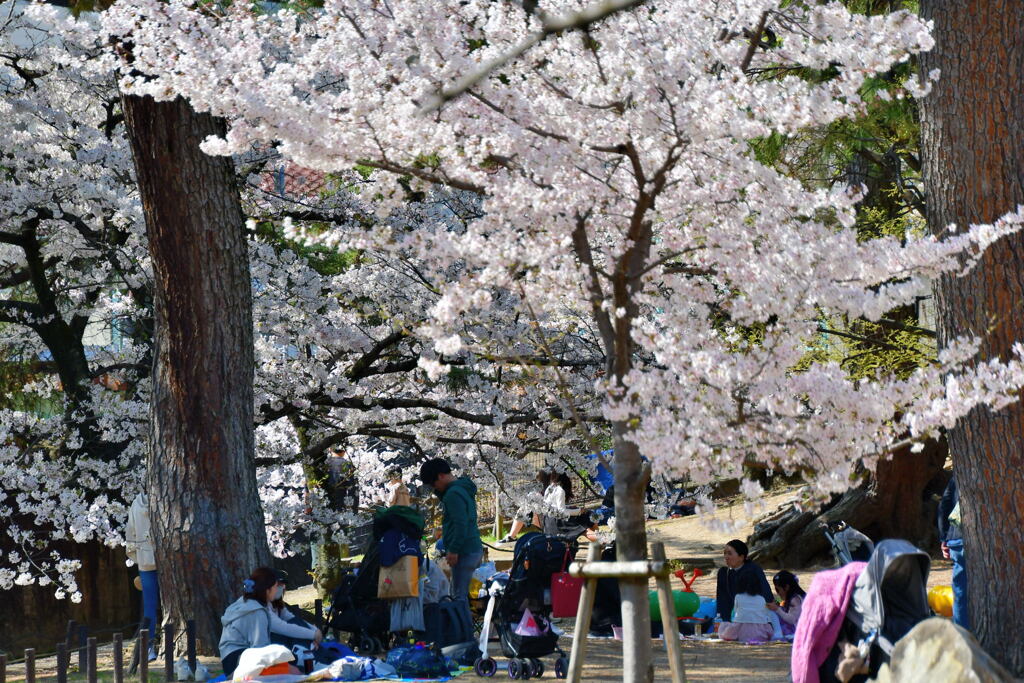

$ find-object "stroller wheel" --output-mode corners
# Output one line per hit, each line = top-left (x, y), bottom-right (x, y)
(508, 658), (523, 679)
(530, 658), (544, 677)
(474, 657), (497, 678)
(521, 659), (534, 679)
(355, 634), (375, 654)
(554, 656), (568, 679)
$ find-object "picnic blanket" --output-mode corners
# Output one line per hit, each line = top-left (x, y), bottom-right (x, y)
(208, 666), (471, 683)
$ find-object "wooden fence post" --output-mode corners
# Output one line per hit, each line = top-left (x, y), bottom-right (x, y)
(652, 542), (687, 683)
(0, 653), (6, 683)
(64, 621), (76, 651)
(164, 622), (175, 682)
(56, 642), (68, 683)
(139, 630), (149, 683)
(114, 633), (125, 683)
(87, 637), (98, 683)
(78, 625), (88, 673)
(566, 541), (601, 683)
(24, 649), (35, 683)
(186, 620), (197, 672)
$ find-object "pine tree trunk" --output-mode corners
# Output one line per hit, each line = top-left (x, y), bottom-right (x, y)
(121, 94), (271, 655)
(919, 1), (1024, 674)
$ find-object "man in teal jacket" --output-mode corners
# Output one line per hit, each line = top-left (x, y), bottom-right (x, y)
(420, 458), (484, 605)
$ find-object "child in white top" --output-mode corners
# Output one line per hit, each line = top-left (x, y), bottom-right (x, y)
(718, 572), (774, 642)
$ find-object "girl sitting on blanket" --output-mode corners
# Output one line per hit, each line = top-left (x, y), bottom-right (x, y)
(766, 570), (806, 637)
(718, 572), (774, 642)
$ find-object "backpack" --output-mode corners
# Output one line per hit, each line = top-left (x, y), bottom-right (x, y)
(515, 533), (571, 583)
(422, 596), (474, 648)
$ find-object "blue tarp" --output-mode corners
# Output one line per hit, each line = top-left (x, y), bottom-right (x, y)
(585, 450), (615, 492)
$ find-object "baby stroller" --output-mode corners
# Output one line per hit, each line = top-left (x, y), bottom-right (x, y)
(474, 533), (573, 679)
(326, 506), (424, 654)
(325, 538), (392, 653)
(818, 539), (931, 682)
(823, 520), (875, 565)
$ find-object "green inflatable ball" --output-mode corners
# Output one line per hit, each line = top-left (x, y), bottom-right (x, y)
(649, 589), (701, 620)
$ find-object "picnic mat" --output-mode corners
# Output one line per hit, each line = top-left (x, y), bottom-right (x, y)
(208, 666), (472, 683)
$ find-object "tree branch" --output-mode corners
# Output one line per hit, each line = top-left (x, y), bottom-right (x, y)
(419, 0), (647, 113)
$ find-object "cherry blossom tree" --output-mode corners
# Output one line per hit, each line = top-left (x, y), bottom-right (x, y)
(89, 0), (1024, 675)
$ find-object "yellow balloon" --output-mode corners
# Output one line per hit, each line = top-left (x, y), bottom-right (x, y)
(927, 585), (954, 618)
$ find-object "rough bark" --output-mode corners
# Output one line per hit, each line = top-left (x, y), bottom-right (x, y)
(122, 94), (270, 655)
(918, 0), (1024, 674)
(748, 439), (948, 567)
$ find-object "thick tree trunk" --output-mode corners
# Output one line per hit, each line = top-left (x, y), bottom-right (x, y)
(748, 439), (948, 567)
(122, 94), (270, 655)
(919, 1), (1024, 674)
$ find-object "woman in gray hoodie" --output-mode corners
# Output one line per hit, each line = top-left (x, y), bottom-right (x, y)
(218, 567), (280, 677)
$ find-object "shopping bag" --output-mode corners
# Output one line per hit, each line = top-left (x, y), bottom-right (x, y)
(551, 571), (585, 617)
(550, 546), (583, 617)
(378, 554), (419, 599)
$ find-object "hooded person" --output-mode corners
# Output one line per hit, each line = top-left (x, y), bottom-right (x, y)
(125, 493), (159, 656)
(418, 458), (483, 604)
(219, 567), (298, 678)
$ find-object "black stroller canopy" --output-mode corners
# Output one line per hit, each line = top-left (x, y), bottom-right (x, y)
(849, 539), (931, 653)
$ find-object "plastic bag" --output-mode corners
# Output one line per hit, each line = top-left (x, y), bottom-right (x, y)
(421, 559), (450, 604)
(513, 608), (547, 637)
(472, 562), (498, 583)
(389, 576), (426, 632)
(384, 644), (451, 678)
(174, 657), (193, 681)
(326, 656), (370, 682)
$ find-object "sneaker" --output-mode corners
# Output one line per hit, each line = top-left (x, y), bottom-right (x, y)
(497, 536), (516, 545)
(147, 647), (158, 662)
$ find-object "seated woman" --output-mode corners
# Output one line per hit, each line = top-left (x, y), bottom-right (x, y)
(718, 572), (773, 642)
(219, 567), (301, 678)
(267, 572), (323, 650)
(542, 473), (598, 542)
(498, 470), (551, 544)
(767, 570), (805, 637)
(715, 539), (774, 626)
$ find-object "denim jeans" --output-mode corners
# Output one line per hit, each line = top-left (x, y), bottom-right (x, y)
(139, 570), (160, 640)
(947, 538), (969, 630)
(449, 550), (483, 603)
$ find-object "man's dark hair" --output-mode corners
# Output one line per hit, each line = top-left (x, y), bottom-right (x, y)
(419, 458), (452, 487)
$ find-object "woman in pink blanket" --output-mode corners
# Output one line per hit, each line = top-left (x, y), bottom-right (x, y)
(790, 562), (867, 683)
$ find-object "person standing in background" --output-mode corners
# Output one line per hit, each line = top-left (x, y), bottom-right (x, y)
(419, 458), (483, 605)
(126, 492), (159, 659)
(384, 469), (412, 507)
(938, 475), (968, 629)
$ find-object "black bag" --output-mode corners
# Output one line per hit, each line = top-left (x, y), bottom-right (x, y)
(421, 596), (474, 648)
(514, 533), (572, 583)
